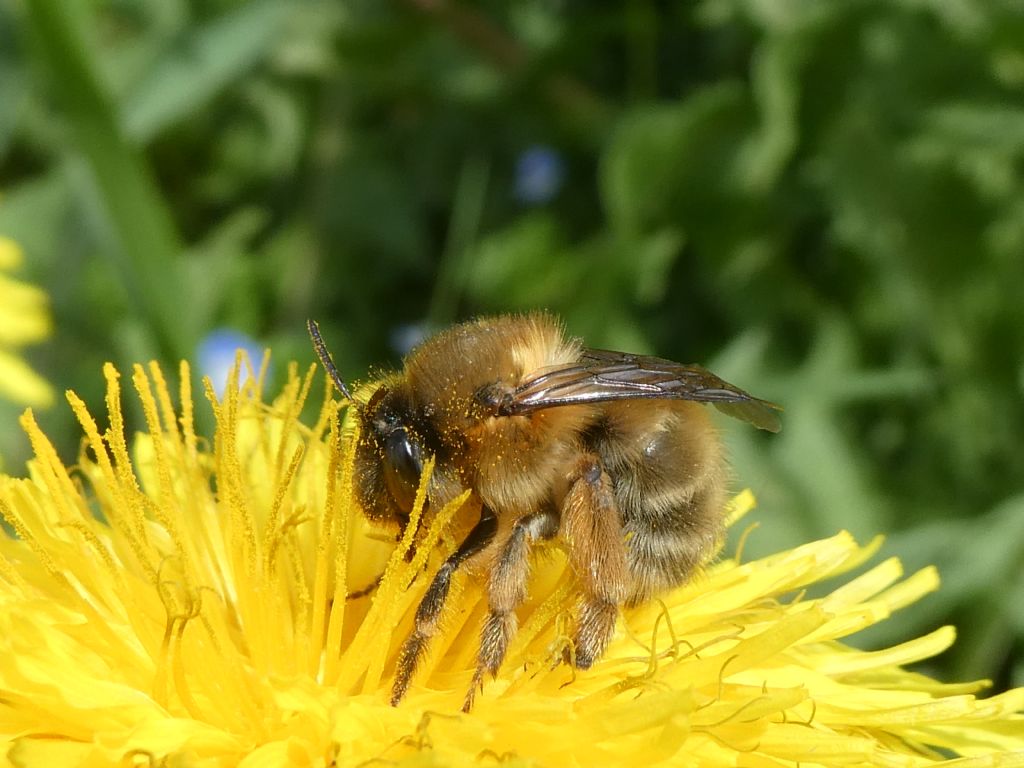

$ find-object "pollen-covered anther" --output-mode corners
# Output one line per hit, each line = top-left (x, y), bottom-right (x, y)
(0, 356), (1021, 766)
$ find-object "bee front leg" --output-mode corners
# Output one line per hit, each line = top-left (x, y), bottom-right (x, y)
(560, 455), (630, 669)
(390, 505), (498, 706)
(464, 509), (559, 711)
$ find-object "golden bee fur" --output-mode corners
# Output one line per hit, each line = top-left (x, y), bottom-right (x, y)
(308, 311), (780, 710)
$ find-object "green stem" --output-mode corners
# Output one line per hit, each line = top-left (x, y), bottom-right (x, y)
(427, 152), (491, 328)
(22, 0), (196, 362)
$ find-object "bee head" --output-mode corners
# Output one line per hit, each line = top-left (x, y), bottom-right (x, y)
(361, 384), (425, 519)
(307, 320), (426, 527)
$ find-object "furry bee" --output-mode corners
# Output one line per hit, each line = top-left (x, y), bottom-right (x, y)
(307, 313), (780, 711)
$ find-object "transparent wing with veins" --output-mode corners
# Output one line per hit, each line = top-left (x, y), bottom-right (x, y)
(490, 348), (781, 432)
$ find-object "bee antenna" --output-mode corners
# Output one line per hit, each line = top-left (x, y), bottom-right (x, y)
(307, 319), (354, 402)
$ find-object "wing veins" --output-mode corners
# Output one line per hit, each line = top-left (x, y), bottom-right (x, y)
(499, 348), (781, 432)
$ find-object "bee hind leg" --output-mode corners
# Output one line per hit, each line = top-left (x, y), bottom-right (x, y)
(560, 455), (630, 669)
(390, 505), (498, 706)
(464, 509), (559, 712)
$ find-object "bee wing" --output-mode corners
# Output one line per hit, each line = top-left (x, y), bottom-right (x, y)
(501, 348), (781, 432)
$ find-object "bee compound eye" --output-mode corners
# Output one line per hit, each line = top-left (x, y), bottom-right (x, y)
(383, 428), (424, 513)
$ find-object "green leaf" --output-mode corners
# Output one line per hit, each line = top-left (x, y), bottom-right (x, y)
(22, 0), (195, 362)
(466, 213), (577, 309)
(600, 83), (750, 236)
(628, 228), (685, 305)
(0, 173), (69, 271)
(0, 4), (29, 156)
(122, 0), (299, 141)
(734, 33), (803, 193)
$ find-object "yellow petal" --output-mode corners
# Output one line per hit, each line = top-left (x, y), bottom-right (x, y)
(0, 356), (1021, 766)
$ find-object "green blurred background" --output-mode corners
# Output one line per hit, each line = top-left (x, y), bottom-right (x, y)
(1, 0), (1022, 691)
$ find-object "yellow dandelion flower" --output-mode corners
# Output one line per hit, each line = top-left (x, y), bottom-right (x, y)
(0, 236), (53, 408)
(1, 357), (1022, 767)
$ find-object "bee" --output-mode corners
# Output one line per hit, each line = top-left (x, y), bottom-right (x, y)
(307, 312), (780, 711)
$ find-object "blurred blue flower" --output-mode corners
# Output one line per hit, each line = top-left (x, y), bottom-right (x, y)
(197, 328), (267, 397)
(514, 145), (564, 205)
(390, 322), (430, 356)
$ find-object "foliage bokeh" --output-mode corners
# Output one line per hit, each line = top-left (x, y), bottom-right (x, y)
(1, 0), (1022, 693)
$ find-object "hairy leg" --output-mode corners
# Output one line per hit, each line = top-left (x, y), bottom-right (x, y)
(560, 454), (630, 669)
(464, 509), (559, 711)
(391, 505), (498, 705)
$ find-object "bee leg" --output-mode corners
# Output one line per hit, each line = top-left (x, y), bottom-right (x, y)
(464, 509), (559, 712)
(346, 573), (382, 600)
(390, 505), (498, 706)
(560, 455), (629, 670)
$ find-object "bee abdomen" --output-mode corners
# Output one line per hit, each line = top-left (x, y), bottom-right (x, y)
(592, 402), (727, 606)
(621, 481), (723, 606)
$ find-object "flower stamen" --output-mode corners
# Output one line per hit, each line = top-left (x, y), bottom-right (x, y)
(0, 357), (1021, 766)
